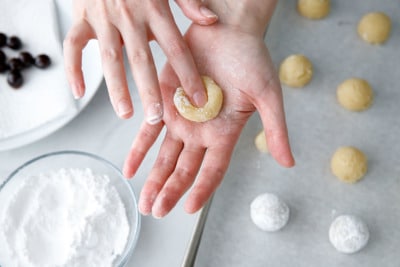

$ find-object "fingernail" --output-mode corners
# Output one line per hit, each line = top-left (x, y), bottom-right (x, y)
(72, 83), (83, 99)
(146, 103), (163, 125)
(193, 91), (207, 107)
(117, 99), (133, 118)
(200, 6), (218, 19)
(152, 195), (169, 219)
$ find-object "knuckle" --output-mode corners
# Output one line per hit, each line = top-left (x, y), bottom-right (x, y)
(167, 39), (188, 58)
(63, 32), (81, 48)
(101, 47), (121, 62)
(129, 49), (152, 65)
(155, 155), (176, 171)
(175, 166), (196, 181)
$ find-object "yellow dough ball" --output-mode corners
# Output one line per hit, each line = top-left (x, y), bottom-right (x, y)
(174, 76), (223, 122)
(297, 0), (331, 19)
(357, 12), (391, 44)
(330, 146), (368, 183)
(255, 130), (269, 153)
(279, 54), (313, 88)
(336, 78), (374, 111)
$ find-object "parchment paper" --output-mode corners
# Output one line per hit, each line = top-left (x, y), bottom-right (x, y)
(195, 0), (400, 266)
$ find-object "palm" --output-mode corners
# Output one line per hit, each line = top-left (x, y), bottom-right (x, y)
(124, 23), (294, 218)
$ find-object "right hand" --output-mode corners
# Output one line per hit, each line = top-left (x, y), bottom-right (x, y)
(63, 0), (217, 122)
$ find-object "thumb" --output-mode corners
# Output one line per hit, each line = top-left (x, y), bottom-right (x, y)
(174, 0), (218, 25)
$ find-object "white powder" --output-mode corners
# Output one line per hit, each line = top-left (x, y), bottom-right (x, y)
(0, 168), (130, 267)
(329, 214), (369, 254)
(250, 193), (290, 232)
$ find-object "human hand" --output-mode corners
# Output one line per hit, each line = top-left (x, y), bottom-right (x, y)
(63, 0), (217, 122)
(123, 22), (295, 218)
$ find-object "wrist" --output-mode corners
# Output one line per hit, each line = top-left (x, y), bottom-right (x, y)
(204, 0), (277, 36)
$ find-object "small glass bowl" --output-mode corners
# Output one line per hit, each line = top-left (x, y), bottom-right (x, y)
(0, 150), (140, 267)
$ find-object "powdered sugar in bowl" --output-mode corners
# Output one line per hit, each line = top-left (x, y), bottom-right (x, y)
(0, 151), (140, 267)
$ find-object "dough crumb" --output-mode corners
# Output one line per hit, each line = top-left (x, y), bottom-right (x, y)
(336, 78), (374, 111)
(279, 54), (313, 88)
(250, 193), (290, 232)
(358, 12), (391, 44)
(330, 146), (368, 183)
(297, 0), (331, 19)
(329, 215), (370, 254)
(255, 130), (269, 153)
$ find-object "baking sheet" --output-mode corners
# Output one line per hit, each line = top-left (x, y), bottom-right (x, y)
(195, 0), (400, 266)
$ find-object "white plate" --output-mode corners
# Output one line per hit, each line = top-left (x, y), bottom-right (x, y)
(0, 0), (103, 151)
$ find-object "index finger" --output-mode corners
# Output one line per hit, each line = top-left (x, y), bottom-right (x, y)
(150, 13), (207, 107)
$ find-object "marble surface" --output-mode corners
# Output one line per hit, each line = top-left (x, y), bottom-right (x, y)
(0, 79), (198, 267)
(0, 4), (198, 267)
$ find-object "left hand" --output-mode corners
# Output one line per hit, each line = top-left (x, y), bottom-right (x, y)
(123, 22), (295, 218)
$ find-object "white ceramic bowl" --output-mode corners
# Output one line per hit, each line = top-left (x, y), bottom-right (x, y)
(0, 150), (140, 267)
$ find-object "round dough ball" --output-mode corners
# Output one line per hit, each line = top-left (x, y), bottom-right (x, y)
(174, 76), (223, 122)
(255, 130), (269, 153)
(358, 12), (391, 44)
(336, 78), (374, 111)
(250, 193), (290, 232)
(330, 146), (367, 183)
(297, 0), (331, 19)
(329, 215), (370, 254)
(279, 54), (313, 88)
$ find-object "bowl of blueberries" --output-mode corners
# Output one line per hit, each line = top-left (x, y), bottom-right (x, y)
(0, 32), (51, 88)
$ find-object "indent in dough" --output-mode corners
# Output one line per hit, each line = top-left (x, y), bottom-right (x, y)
(174, 76), (223, 122)
(279, 54), (313, 88)
(297, 0), (331, 19)
(358, 12), (391, 44)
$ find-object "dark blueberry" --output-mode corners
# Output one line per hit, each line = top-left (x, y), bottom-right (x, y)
(0, 62), (9, 73)
(0, 33), (6, 47)
(7, 36), (22, 50)
(8, 58), (24, 71)
(7, 70), (24, 89)
(35, 54), (51, 69)
(19, 51), (35, 67)
(0, 49), (6, 63)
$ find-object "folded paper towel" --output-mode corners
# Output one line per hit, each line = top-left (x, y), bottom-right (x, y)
(0, 0), (77, 140)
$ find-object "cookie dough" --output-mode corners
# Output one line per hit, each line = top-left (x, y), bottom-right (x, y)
(329, 215), (370, 254)
(297, 0), (331, 19)
(255, 130), (269, 153)
(250, 193), (290, 232)
(358, 12), (391, 44)
(336, 78), (374, 111)
(330, 146), (367, 183)
(279, 54), (313, 88)
(174, 76), (223, 122)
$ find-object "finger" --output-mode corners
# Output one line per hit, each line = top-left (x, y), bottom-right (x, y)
(139, 134), (183, 215)
(123, 121), (164, 178)
(253, 74), (295, 168)
(150, 14), (207, 107)
(122, 25), (163, 125)
(152, 145), (206, 218)
(174, 0), (218, 25)
(95, 24), (133, 119)
(184, 145), (234, 214)
(63, 20), (94, 99)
